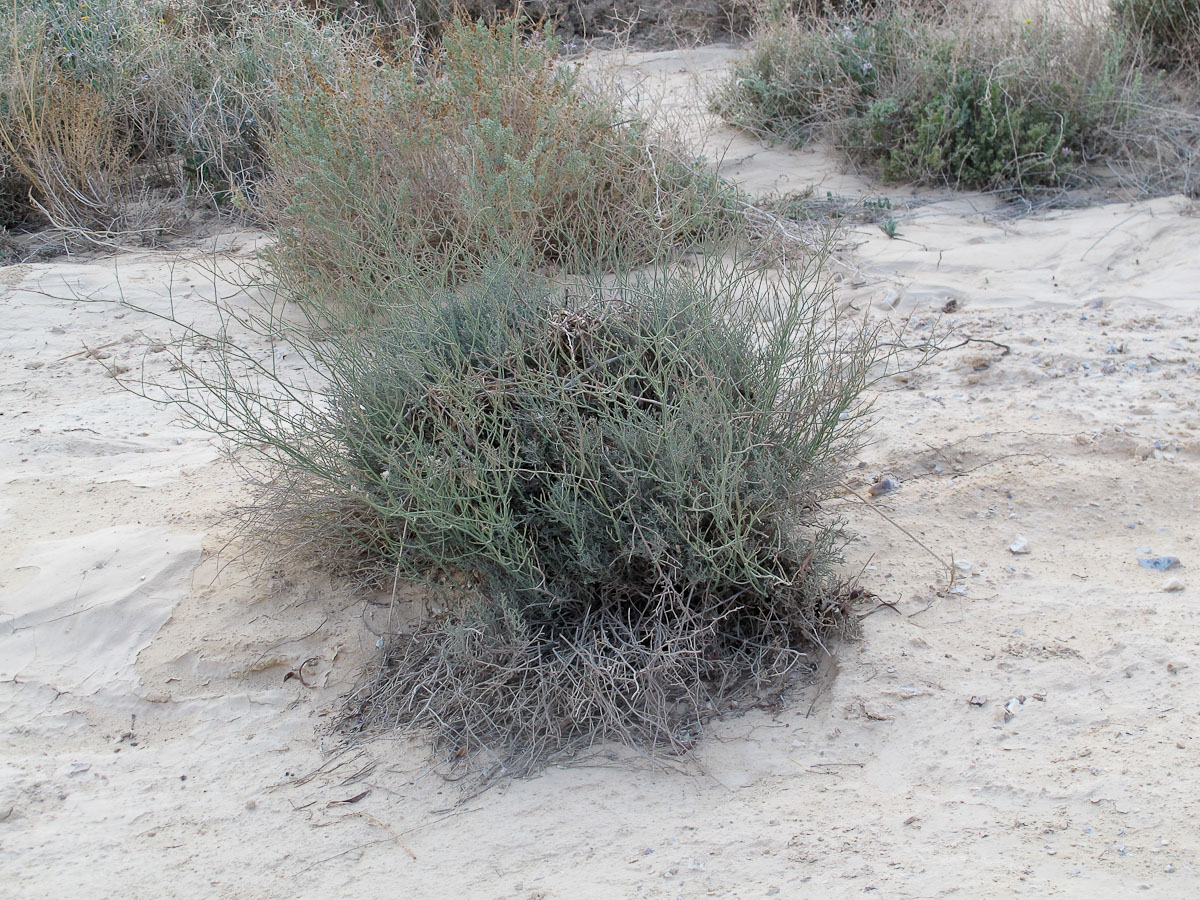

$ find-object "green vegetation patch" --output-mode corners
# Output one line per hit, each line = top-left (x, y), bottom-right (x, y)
(714, 9), (1189, 195)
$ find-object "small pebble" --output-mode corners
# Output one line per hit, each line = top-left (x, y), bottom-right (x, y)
(1163, 578), (1185, 593)
(1138, 556), (1180, 571)
(1009, 535), (1031, 554)
(869, 475), (899, 497)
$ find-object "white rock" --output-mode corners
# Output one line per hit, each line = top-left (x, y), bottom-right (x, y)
(1009, 535), (1031, 554)
(1162, 578), (1185, 593)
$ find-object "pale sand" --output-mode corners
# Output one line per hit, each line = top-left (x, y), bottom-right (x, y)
(2, 47), (1199, 899)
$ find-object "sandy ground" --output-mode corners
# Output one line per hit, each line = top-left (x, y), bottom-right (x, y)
(3, 47), (1200, 899)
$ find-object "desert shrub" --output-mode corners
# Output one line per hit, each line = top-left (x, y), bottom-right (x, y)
(0, 0), (166, 231)
(144, 5), (363, 203)
(1113, 0), (1200, 69)
(840, 18), (1125, 190)
(714, 10), (1184, 194)
(0, 67), (133, 233)
(259, 17), (734, 303)
(0, 0), (359, 238)
(711, 13), (886, 147)
(147, 249), (876, 776)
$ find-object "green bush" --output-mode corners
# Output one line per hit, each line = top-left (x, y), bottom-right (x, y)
(1113, 0), (1200, 68)
(259, 17), (733, 304)
(841, 21), (1112, 190)
(715, 12), (1146, 193)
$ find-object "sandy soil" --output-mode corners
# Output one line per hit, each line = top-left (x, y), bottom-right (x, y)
(3, 47), (1199, 899)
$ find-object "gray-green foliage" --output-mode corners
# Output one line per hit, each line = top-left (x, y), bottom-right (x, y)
(155, 250), (876, 775)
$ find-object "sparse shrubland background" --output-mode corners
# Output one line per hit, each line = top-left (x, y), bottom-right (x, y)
(2, 0), (1196, 256)
(12, 0), (1197, 778)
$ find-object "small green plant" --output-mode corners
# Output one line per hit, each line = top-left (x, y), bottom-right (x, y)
(880, 216), (898, 238)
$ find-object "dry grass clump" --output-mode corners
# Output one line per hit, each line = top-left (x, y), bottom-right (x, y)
(308, 0), (756, 45)
(715, 4), (1199, 196)
(259, 17), (734, 303)
(0, 0), (359, 244)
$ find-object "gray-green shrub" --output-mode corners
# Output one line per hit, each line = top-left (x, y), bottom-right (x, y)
(148, 248), (876, 776)
(259, 17), (734, 303)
